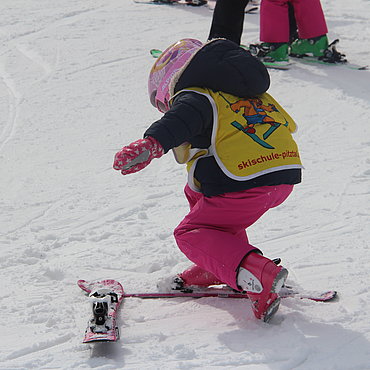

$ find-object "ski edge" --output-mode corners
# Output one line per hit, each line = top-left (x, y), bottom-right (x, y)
(134, 0), (208, 6)
(123, 288), (338, 302)
(291, 56), (368, 70)
(245, 6), (259, 14)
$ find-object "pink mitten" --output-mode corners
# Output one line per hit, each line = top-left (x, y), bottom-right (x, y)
(113, 136), (164, 175)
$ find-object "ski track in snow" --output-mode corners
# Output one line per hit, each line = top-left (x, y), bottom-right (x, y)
(1, 0), (370, 368)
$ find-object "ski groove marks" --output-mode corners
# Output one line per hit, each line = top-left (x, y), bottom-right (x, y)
(4, 333), (74, 361)
(66, 56), (140, 76)
(0, 63), (21, 152)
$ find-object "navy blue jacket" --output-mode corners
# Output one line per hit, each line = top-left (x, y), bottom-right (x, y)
(145, 39), (301, 196)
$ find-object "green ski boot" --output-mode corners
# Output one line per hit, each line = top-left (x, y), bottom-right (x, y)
(250, 42), (289, 62)
(290, 35), (329, 57)
(249, 42), (290, 68)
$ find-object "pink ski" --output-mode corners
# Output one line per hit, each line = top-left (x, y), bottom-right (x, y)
(122, 285), (337, 302)
(78, 279), (124, 343)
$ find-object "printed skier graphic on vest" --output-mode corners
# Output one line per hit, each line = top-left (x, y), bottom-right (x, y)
(229, 97), (288, 149)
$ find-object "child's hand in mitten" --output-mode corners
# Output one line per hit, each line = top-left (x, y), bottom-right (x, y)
(113, 136), (164, 175)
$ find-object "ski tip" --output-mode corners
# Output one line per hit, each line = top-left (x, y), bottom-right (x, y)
(78, 279), (124, 295)
(312, 290), (338, 302)
(150, 49), (162, 58)
(341, 63), (368, 70)
(77, 280), (91, 293)
(324, 290), (338, 301)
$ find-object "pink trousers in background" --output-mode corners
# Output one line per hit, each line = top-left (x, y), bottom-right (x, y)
(174, 184), (294, 290)
(260, 0), (328, 43)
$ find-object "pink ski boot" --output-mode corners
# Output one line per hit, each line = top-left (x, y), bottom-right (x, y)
(174, 264), (224, 291)
(237, 253), (288, 322)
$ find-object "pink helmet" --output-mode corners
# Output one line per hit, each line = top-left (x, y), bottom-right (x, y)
(148, 38), (203, 113)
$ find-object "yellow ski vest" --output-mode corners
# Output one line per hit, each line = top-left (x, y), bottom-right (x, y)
(171, 87), (303, 191)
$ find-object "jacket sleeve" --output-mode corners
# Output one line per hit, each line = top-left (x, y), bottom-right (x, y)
(144, 91), (213, 153)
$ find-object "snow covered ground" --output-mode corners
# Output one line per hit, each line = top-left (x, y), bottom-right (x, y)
(1, 0), (370, 368)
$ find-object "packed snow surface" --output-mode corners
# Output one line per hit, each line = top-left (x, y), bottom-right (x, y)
(1, 0), (370, 368)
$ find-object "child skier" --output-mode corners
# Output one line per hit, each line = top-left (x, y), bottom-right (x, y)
(113, 35), (303, 322)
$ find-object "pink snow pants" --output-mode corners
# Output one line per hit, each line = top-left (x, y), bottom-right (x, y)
(260, 0), (328, 43)
(174, 184), (294, 290)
